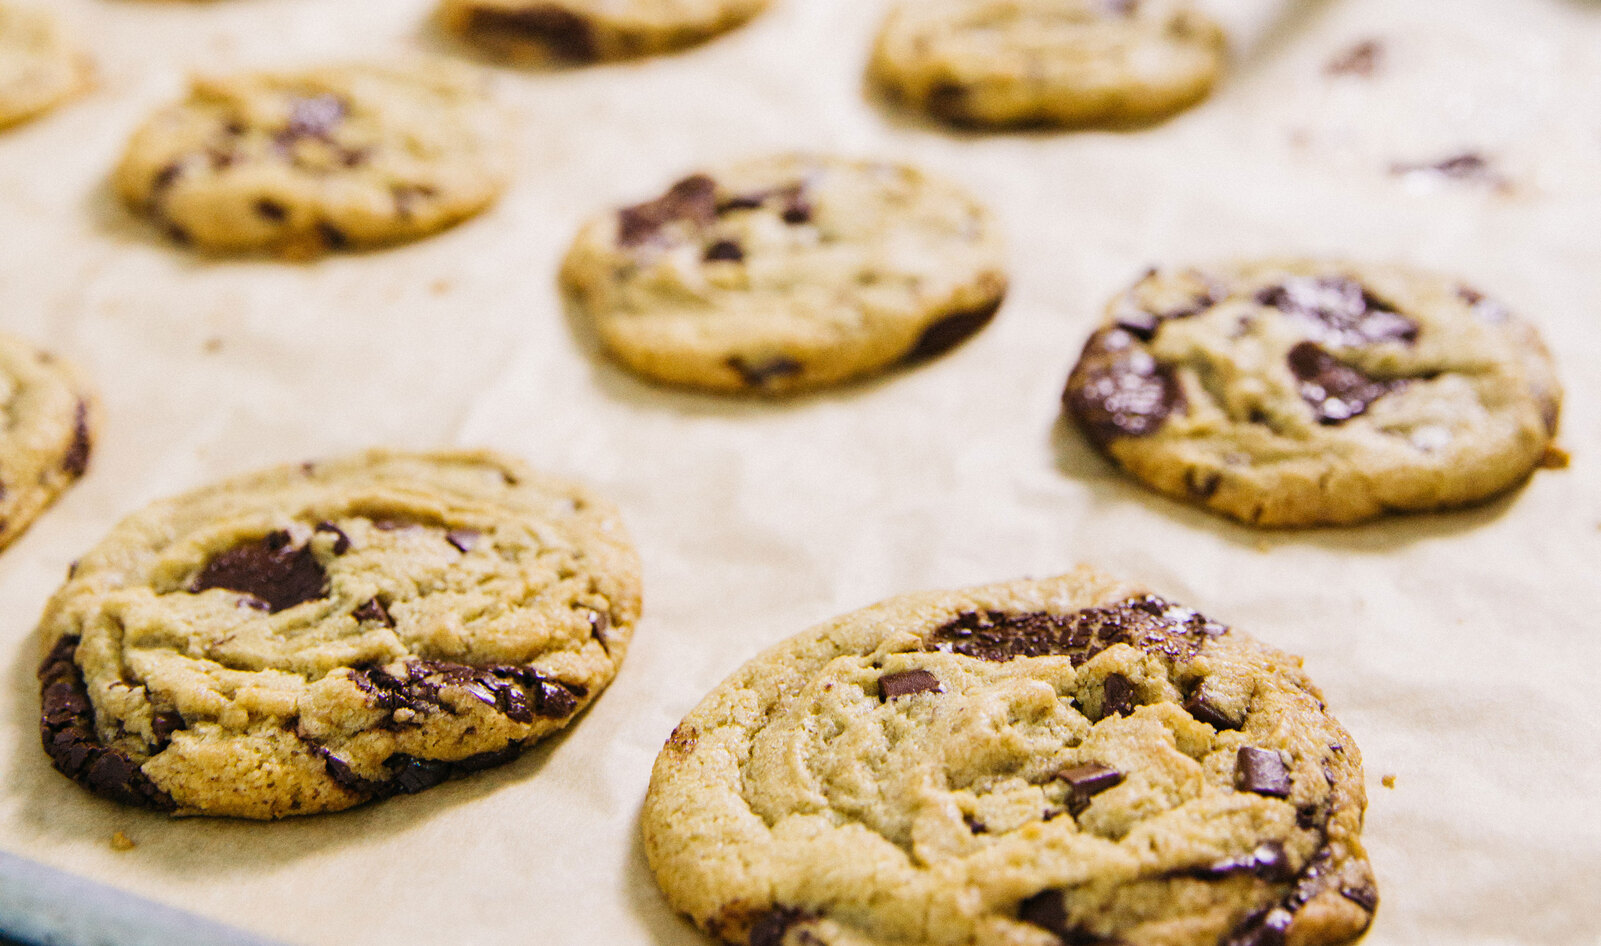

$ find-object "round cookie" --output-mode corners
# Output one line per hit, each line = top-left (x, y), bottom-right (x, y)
(37, 449), (640, 819)
(561, 154), (1008, 395)
(0, 333), (96, 550)
(113, 63), (509, 256)
(643, 569), (1377, 946)
(1062, 261), (1562, 527)
(439, 0), (771, 63)
(0, 2), (91, 129)
(869, 0), (1226, 129)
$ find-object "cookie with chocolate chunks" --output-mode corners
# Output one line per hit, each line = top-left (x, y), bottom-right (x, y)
(113, 63), (508, 256)
(1063, 261), (1562, 526)
(36, 449), (639, 818)
(643, 569), (1376, 946)
(869, 0), (1226, 129)
(561, 154), (1008, 395)
(438, 0), (771, 63)
(0, 332), (97, 552)
(0, 2), (91, 130)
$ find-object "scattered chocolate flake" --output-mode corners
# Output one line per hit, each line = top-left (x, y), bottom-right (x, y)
(314, 521), (351, 555)
(37, 637), (177, 811)
(903, 297), (1002, 363)
(1058, 762), (1125, 816)
(1182, 689), (1241, 730)
(1095, 673), (1136, 721)
(317, 221), (350, 250)
(878, 669), (942, 701)
(1254, 276), (1417, 347)
(284, 94), (347, 141)
(924, 595), (1226, 666)
(1063, 328), (1184, 447)
(254, 198), (288, 222)
(618, 174), (718, 247)
(190, 530), (329, 613)
(445, 529), (481, 553)
(1287, 341), (1410, 425)
(704, 239), (744, 263)
(1184, 841), (1294, 883)
(749, 906), (816, 946)
(1236, 746), (1292, 797)
(466, 6), (598, 61)
(1326, 39), (1383, 77)
(1018, 891), (1116, 944)
(62, 401), (91, 478)
(1390, 151), (1509, 189)
(728, 354), (803, 389)
(352, 597), (393, 627)
(347, 659), (582, 725)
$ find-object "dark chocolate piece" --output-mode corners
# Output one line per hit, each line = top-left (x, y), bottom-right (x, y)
(149, 709), (186, 750)
(618, 174), (718, 247)
(1340, 883), (1379, 912)
(1286, 341), (1409, 425)
(254, 199), (288, 222)
(728, 355), (803, 388)
(313, 743), (522, 800)
(317, 222), (349, 250)
(1185, 841), (1294, 883)
(466, 6), (597, 61)
(1254, 276), (1417, 347)
(1096, 673), (1136, 721)
(37, 636), (177, 811)
(62, 400), (91, 478)
(1058, 762), (1125, 816)
(190, 530), (329, 613)
(1182, 689), (1241, 730)
(780, 193), (812, 225)
(314, 520), (351, 554)
(704, 239), (744, 263)
(352, 597), (393, 627)
(926, 82), (971, 123)
(903, 297), (1003, 363)
(445, 529), (480, 553)
(1018, 890), (1117, 944)
(1236, 746), (1292, 797)
(924, 595), (1226, 667)
(749, 906), (816, 946)
(1063, 328), (1184, 447)
(1325, 39), (1382, 77)
(878, 669), (942, 701)
(1112, 274), (1221, 341)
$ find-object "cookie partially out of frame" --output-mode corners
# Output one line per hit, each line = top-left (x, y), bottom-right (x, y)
(0, 2), (91, 130)
(561, 154), (1008, 395)
(38, 449), (639, 819)
(643, 569), (1377, 946)
(439, 0), (771, 63)
(113, 63), (509, 256)
(1063, 261), (1562, 527)
(869, 0), (1226, 129)
(0, 333), (96, 550)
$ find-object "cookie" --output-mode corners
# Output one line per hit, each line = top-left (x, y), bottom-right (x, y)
(113, 63), (509, 256)
(869, 0), (1227, 129)
(1062, 261), (1562, 527)
(643, 569), (1377, 946)
(0, 2), (91, 129)
(37, 449), (640, 819)
(0, 333), (96, 551)
(438, 0), (771, 62)
(561, 154), (1008, 395)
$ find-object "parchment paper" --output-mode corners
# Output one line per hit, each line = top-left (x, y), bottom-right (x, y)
(1, 0), (1598, 943)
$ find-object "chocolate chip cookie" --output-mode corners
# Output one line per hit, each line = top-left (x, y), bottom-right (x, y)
(1063, 262), (1562, 527)
(561, 154), (1008, 395)
(37, 450), (640, 819)
(113, 63), (509, 256)
(0, 332), (96, 551)
(643, 569), (1377, 946)
(0, 2), (91, 129)
(439, 0), (771, 63)
(869, 0), (1227, 129)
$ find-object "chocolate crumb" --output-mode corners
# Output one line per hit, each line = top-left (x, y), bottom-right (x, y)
(1236, 746), (1292, 797)
(878, 669), (942, 701)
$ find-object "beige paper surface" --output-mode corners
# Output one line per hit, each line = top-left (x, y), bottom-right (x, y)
(1, 0), (1598, 943)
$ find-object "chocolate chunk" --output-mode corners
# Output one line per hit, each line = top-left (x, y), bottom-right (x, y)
(254, 198), (288, 222)
(284, 94), (347, 140)
(1058, 762), (1125, 816)
(1340, 883), (1379, 912)
(1186, 841), (1294, 883)
(925, 595), (1226, 666)
(903, 297), (1003, 363)
(1223, 907), (1294, 946)
(749, 906), (816, 946)
(618, 174), (718, 247)
(1254, 276), (1417, 347)
(1236, 746), (1292, 797)
(1063, 328), (1184, 447)
(926, 82), (972, 123)
(387, 754), (452, 795)
(964, 813), (988, 834)
(1182, 689), (1241, 730)
(347, 659), (581, 725)
(37, 636), (177, 811)
(149, 709), (186, 750)
(728, 355), (803, 388)
(445, 529), (480, 553)
(878, 669), (942, 701)
(352, 597), (393, 627)
(467, 6), (597, 61)
(1095, 674), (1136, 721)
(190, 530), (329, 613)
(1286, 341), (1409, 425)
(1326, 39), (1383, 77)
(1018, 890), (1116, 944)
(780, 194), (812, 225)
(62, 401), (91, 478)
(704, 239), (744, 263)
(317, 222), (349, 250)
(314, 521), (351, 554)
(314, 744), (524, 800)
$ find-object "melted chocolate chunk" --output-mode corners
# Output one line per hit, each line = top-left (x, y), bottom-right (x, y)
(1185, 841), (1294, 883)
(1340, 883), (1379, 912)
(1326, 39), (1383, 77)
(924, 595), (1226, 667)
(352, 597), (393, 627)
(313, 743), (522, 800)
(1223, 907), (1293, 946)
(704, 239), (744, 263)
(878, 669), (942, 701)
(149, 709), (186, 751)
(903, 297), (1002, 363)
(749, 906), (816, 946)
(1095, 673), (1136, 721)
(1236, 746), (1292, 797)
(1255, 276), (1417, 347)
(348, 659), (582, 726)
(314, 521), (351, 555)
(37, 637), (177, 811)
(190, 530), (329, 613)
(1183, 689), (1241, 730)
(284, 94), (347, 141)
(317, 222), (350, 250)
(445, 529), (480, 553)
(728, 355), (803, 389)
(618, 174), (718, 247)
(1018, 891), (1117, 945)
(1287, 341), (1409, 425)
(62, 400), (91, 478)
(1063, 328), (1184, 447)
(1058, 762), (1125, 816)
(467, 6), (597, 61)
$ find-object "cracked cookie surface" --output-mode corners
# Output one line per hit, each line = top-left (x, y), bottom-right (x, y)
(113, 63), (509, 256)
(0, 332), (96, 552)
(0, 3), (90, 129)
(38, 449), (639, 819)
(439, 0), (771, 62)
(561, 154), (1007, 395)
(1062, 261), (1562, 527)
(643, 569), (1375, 946)
(869, 0), (1226, 129)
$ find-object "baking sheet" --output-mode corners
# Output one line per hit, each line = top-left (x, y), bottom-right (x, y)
(1, 0), (1598, 943)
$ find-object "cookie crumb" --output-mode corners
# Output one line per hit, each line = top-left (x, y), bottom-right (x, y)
(1381, 774), (1396, 789)
(110, 830), (136, 851)
(431, 278), (454, 295)
(1254, 538), (1271, 553)
(1539, 444), (1571, 469)
(202, 336), (224, 354)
